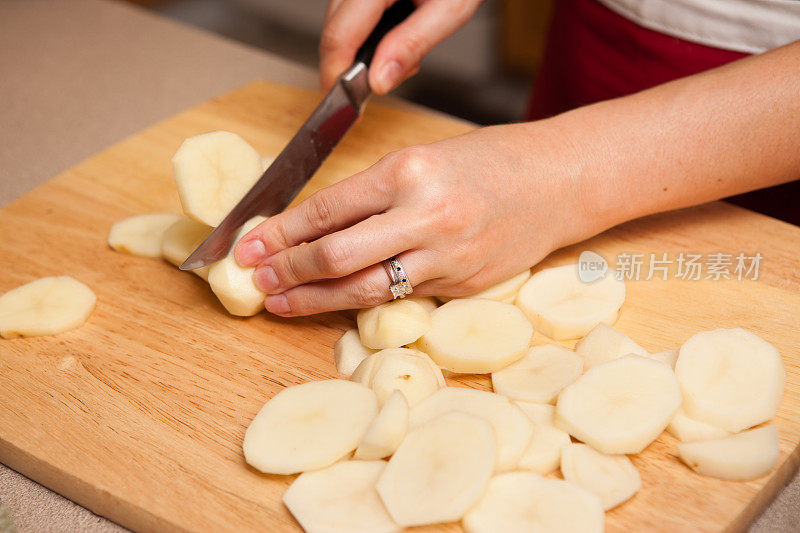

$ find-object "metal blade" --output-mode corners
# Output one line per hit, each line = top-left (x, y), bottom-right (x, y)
(180, 63), (370, 271)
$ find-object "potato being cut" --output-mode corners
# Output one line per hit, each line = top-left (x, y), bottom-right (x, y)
(515, 264), (625, 340)
(409, 387), (533, 472)
(560, 443), (641, 510)
(160, 216), (213, 280)
(678, 424), (779, 480)
(575, 323), (648, 370)
(463, 472), (604, 533)
(172, 131), (264, 226)
(357, 300), (431, 349)
(376, 412), (494, 527)
(491, 344), (583, 404)
(415, 299), (533, 374)
(334, 328), (378, 377)
(108, 213), (181, 258)
(243, 379), (378, 475)
(437, 270), (531, 303)
(283, 460), (400, 533)
(667, 408), (731, 443)
(355, 390), (409, 460)
(556, 355), (681, 454)
(675, 328), (785, 433)
(354, 348), (444, 407)
(0, 276), (96, 339)
(207, 216), (266, 316)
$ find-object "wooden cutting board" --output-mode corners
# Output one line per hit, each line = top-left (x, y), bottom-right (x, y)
(0, 81), (798, 533)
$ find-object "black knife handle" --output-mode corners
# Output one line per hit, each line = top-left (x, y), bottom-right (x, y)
(354, 0), (416, 68)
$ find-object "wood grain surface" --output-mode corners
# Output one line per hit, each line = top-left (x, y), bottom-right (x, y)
(0, 81), (798, 533)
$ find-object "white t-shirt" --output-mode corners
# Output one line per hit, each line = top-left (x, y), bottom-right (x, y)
(597, 0), (800, 53)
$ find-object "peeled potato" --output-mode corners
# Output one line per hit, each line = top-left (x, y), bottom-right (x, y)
(108, 213), (181, 258)
(160, 216), (213, 280)
(357, 300), (432, 349)
(334, 328), (378, 377)
(242, 379), (378, 475)
(678, 424), (779, 480)
(283, 460), (400, 533)
(560, 443), (641, 510)
(376, 412), (495, 527)
(575, 323), (648, 370)
(491, 344), (583, 404)
(555, 355), (681, 454)
(0, 276), (96, 338)
(409, 387), (533, 472)
(407, 296), (438, 313)
(675, 328), (785, 433)
(463, 472), (604, 533)
(354, 390), (409, 460)
(207, 216), (266, 316)
(415, 299), (533, 374)
(172, 131), (264, 226)
(437, 270), (531, 303)
(516, 264), (625, 340)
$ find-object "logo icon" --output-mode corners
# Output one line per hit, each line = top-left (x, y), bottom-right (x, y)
(577, 250), (608, 283)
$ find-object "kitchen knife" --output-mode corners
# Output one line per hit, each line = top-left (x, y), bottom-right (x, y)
(181, 0), (415, 271)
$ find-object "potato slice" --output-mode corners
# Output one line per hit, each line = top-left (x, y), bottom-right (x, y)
(556, 355), (681, 454)
(645, 349), (679, 369)
(415, 299), (533, 374)
(207, 216), (266, 316)
(409, 387), (533, 472)
(376, 412), (494, 527)
(463, 472), (604, 533)
(667, 407), (731, 443)
(172, 131), (264, 226)
(575, 323), (648, 370)
(355, 390), (409, 460)
(515, 402), (555, 425)
(353, 348), (444, 408)
(515, 264), (625, 340)
(678, 424), (779, 480)
(160, 216), (213, 280)
(334, 328), (378, 377)
(0, 276), (96, 338)
(560, 443), (641, 510)
(283, 460), (400, 533)
(108, 213), (181, 258)
(437, 270), (531, 303)
(357, 299), (431, 349)
(243, 379), (378, 475)
(675, 328), (785, 433)
(491, 344), (583, 404)
(517, 415), (570, 475)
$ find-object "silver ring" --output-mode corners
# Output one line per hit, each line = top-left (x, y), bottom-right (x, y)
(383, 256), (413, 299)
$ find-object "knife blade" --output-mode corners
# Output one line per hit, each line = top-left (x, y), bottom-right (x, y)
(181, 0), (415, 271)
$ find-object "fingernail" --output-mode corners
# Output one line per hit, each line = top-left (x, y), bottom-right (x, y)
(254, 266), (280, 293)
(236, 239), (266, 267)
(264, 294), (291, 315)
(376, 60), (402, 93)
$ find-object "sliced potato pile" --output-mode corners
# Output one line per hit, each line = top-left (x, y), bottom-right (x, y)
(0, 276), (96, 338)
(516, 401), (571, 475)
(575, 323), (648, 370)
(677, 424), (779, 481)
(560, 443), (641, 510)
(491, 344), (582, 404)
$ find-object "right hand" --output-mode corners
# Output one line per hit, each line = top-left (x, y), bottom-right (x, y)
(320, 0), (484, 94)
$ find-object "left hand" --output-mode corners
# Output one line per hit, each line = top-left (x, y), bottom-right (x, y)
(234, 121), (599, 316)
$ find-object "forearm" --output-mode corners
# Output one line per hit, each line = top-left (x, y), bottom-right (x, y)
(545, 39), (800, 234)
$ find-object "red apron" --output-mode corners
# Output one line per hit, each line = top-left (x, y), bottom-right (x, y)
(527, 0), (799, 225)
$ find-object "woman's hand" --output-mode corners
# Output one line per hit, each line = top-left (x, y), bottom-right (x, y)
(234, 122), (599, 316)
(320, 0), (483, 93)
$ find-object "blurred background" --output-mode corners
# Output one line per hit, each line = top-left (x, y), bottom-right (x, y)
(130, 0), (554, 125)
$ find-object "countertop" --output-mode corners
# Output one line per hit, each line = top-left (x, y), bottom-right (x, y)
(0, 0), (797, 531)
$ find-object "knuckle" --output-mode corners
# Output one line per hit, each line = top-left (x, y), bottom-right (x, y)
(306, 193), (338, 233)
(317, 239), (350, 276)
(389, 147), (429, 188)
(399, 31), (427, 62)
(280, 253), (304, 285)
(430, 198), (471, 233)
